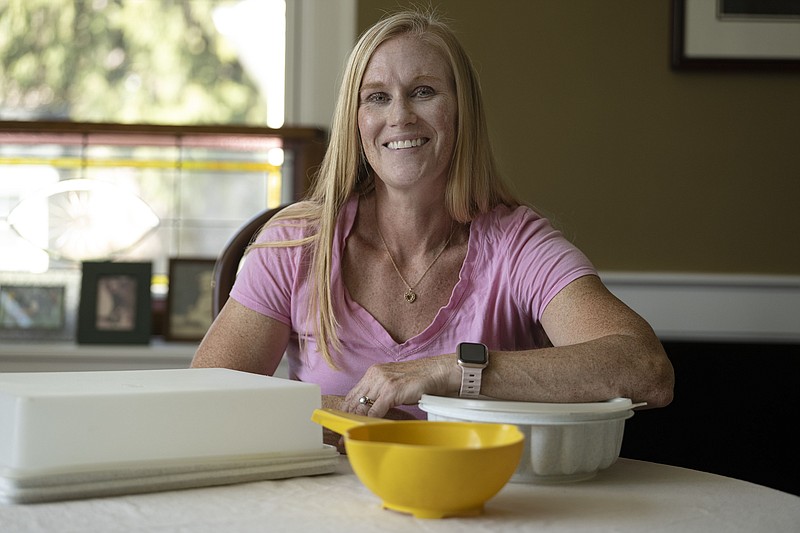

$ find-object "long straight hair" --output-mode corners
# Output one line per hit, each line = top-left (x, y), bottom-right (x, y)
(253, 9), (519, 367)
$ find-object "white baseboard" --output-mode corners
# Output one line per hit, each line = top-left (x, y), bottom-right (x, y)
(600, 272), (800, 343)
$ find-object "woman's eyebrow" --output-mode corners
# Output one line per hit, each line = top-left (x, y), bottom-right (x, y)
(360, 74), (444, 92)
(359, 81), (385, 93)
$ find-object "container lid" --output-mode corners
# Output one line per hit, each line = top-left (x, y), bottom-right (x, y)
(419, 395), (645, 417)
(0, 446), (339, 504)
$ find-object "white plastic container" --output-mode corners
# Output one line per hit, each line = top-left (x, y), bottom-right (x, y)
(419, 395), (642, 483)
(0, 368), (338, 502)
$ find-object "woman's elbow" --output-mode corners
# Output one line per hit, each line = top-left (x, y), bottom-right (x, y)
(640, 351), (675, 409)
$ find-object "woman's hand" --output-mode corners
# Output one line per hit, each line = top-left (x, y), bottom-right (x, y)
(320, 395), (347, 452)
(321, 394), (420, 452)
(341, 355), (457, 418)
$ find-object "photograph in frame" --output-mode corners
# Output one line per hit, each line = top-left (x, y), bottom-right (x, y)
(165, 258), (216, 342)
(672, 0), (800, 70)
(0, 270), (80, 341)
(78, 261), (152, 344)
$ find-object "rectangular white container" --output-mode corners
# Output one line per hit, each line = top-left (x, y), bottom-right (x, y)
(0, 368), (324, 474)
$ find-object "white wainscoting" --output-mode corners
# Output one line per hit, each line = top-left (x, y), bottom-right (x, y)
(600, 272), (800, 343)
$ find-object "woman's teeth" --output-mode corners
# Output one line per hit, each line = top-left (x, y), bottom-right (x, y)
(386, 138), (426, 150)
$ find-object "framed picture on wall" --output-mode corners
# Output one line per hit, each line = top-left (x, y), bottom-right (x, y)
(77, 262), (152, 344)
(164, 258), (216, 342)
(0, 270), (80, 341)
(672, 0), (800, 70)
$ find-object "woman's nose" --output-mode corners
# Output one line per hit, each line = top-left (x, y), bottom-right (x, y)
(389, 98), (416, 126)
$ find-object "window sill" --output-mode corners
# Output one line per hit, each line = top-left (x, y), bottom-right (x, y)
(0, 339), (290, 378)
(0, 340), (196, 373)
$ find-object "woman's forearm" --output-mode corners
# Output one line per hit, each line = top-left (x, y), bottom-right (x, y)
(476, 334), (673, 407)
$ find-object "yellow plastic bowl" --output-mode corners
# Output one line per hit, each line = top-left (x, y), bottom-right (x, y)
(311, 408), (524, 519)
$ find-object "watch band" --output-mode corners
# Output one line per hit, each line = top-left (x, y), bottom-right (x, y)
(459, 367), (483, 397)
(457, 342), (488, 398)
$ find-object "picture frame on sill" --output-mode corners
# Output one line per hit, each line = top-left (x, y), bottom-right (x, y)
(77, 261), (152, 345)
(0, 270), (80, 341)
(164, 258), (216, 342)
(671, 0), (800, 70)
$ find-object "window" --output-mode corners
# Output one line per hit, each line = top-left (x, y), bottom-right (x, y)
(1, 0), (285, 127)
(0, 0), (300, 280)
(0, 1), (354, 343)
(0, 124), (327, 277)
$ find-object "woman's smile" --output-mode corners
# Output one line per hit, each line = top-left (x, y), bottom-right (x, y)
(384, 137), (429, 150)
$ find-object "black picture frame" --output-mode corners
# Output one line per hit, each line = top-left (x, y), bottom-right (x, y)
(671, 0), (800, 70)
(78, 261), (152, 344)
(164, 258), (216, 342)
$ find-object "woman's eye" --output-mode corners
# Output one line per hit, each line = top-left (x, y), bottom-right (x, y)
(364, 92), (388, 104)
(414, 86), (435, 98)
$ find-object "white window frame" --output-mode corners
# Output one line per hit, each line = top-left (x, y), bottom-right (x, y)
(285, 0), (357, 129)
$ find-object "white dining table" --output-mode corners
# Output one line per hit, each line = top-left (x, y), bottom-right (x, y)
(1, 457), (797, 533)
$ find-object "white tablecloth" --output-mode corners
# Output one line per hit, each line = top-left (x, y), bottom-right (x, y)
(1, 458), (798, 533)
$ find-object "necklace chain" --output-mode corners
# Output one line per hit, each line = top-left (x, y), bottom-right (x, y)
(376, 216), (455, 304)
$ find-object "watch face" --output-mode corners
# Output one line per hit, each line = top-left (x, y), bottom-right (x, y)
(459, 342), (487, 364)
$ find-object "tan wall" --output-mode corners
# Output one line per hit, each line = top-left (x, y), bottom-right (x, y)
(357, 1), (800, 274)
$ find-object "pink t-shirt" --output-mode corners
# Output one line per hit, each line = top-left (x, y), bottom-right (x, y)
(231, 195), (596, 417)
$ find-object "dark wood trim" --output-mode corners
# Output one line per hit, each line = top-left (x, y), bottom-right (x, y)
(0, 120), (327, 140)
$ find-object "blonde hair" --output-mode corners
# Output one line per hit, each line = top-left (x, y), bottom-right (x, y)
(254, 9), (519, 367)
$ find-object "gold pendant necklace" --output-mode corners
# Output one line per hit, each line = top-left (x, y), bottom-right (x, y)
(376, 214), (455, 304)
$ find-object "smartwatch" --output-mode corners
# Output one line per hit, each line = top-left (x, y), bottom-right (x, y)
(457, 342), (489, 397)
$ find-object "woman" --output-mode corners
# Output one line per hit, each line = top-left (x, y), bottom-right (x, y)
(192, 10), (674, 437)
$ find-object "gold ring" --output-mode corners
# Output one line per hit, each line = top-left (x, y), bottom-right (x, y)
(358, 395), (374, 406)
